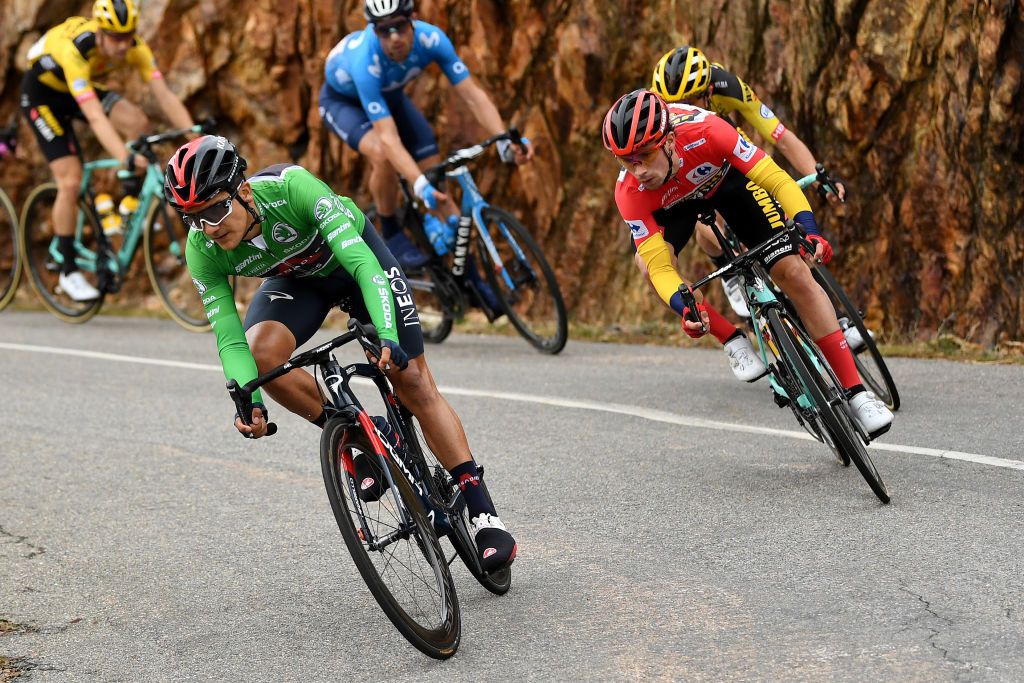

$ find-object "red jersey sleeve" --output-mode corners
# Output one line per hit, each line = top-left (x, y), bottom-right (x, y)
(613, 171), (662, 248)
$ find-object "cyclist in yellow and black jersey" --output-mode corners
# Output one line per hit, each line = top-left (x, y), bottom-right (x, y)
(19, 0), (194, 301)
(650, 46), (847, 321)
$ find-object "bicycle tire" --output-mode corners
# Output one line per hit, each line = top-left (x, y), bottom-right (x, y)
(812, 266), (901, 411)
(0, 188), (21, 311)
(320, 417), (461, 659)
(477, 206), (568, 354)
(19, 182), (104, 322)
(402, 412), (512, 596)
(143, 199), (212, 332)
(766, 308), (890, 503)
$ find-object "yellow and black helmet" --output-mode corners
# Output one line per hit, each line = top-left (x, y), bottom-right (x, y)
(651, 46), (711, 102)
(93, 0), (138, 34)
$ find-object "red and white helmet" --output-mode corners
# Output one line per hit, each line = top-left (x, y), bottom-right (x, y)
(163, 135), (247, 212)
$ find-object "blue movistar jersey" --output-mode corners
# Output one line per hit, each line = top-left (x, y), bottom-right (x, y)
(323, 20), (470, 121)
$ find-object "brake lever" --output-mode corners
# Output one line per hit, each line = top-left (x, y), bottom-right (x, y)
(815, 162), (845, 203)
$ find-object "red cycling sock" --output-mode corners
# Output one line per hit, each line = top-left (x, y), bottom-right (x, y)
(706, 304), (739, 344)
(816, 329), (860, 389)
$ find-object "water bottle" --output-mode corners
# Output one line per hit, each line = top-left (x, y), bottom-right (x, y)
(118, 194), (139, 226)
(423, 213), (449, 256)
(95, 193), (121, 235)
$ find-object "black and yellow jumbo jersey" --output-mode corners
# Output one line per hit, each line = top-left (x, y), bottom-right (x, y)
(25, 17), (162, 104)
(706, 64), (787, 144)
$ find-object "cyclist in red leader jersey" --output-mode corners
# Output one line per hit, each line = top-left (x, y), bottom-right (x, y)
(604, 89), (893, 438)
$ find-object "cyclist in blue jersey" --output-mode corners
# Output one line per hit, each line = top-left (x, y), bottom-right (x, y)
(319, 0), (533, 273)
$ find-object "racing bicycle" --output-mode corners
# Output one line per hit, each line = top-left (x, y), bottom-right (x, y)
(680, 219), (891, 503)
(227, 319), (512, 658)
(0, 123), (21, 312)
(20, 123), (214, 329)
(366, 129), (568, 354)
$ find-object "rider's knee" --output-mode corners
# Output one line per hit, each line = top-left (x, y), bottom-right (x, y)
(54, 168), (82, 195)
(394, 362), (440, 412)
(246, 324), (293, 371)
(359, 138), (392, 169)
(770, 255), (811, 288)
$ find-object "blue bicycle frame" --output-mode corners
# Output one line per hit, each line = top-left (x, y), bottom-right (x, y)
(444, 164), (537, 294)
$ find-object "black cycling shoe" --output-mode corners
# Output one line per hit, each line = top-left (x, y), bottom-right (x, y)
(471, 513), (517, 572)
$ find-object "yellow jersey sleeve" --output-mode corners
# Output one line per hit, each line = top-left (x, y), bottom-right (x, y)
(708, 64), (787, 144)
(745, 156), (812, 219)
(125, 37), (163, 82)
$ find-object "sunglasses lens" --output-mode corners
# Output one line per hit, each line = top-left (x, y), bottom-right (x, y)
(375, 18), (409, 35)
(184, 198), (232, 231)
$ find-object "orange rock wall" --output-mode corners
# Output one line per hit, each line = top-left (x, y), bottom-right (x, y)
(1, 0), (1021, 343)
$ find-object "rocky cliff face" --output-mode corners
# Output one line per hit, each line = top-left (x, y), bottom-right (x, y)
(2, 0), (1021, 344)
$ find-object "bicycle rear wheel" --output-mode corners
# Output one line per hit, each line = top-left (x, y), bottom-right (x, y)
(812, 266), (901, 411)
(402, 411), (512, 596)
(20, 182), (104, 322)
(477, 206), (567, 354)
(766, 308), (890, 503)
(321, 417), (460, 659)
(0, 188), (20, 311)
(143, 200), (212, 331)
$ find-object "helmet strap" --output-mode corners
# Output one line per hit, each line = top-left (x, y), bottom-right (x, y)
(238, 195), (263, 241)
(660, 143), (676, 187)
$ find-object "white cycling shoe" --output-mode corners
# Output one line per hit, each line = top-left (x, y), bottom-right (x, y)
(724, 335), (768, 383)
(58, 271), (100, 301)
(721, 275), (750, 318)
(848, 390), (893, 439)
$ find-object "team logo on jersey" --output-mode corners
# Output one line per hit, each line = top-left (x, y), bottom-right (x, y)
(314, 197), (334, 221)
(686, 162), (721, 184)
(272, 222), (299, 244)
(452, 61), (467, 74)
(759, 103), (775, 120)
(372, 274), (387, 286)
(418, 31), (441, 49)
(72, 78), (89, 93)
(333, 196), (356, 220)
(192, 278), (207, 295)
(733, 136), (756, 162)
(683, 137), (707, 151)
(626, 220), (649, 239)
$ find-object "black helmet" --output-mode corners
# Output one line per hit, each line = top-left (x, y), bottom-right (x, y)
(364, 0), (414, 22)
(164, 135), (247, 211)
(602, 89), (670, 156)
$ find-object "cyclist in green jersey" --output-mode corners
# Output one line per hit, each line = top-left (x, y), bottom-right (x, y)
(164, 135), (516, 571)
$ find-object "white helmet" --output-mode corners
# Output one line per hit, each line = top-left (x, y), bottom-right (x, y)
(364, 0), (414, 22)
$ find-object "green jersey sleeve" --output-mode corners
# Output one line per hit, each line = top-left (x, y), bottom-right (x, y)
(290, 171), (400, 343)
(185, 237), (264, 404)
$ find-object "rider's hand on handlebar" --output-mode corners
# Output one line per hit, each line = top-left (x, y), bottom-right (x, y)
(681, 303), (710, 339)
(414, 174), (447, 210)
(816, 179), (847, 204)
(124, 153), (149, 173)
(235, 406), (269, 438)
(497, 137), (534, 165)
(801, 234), (834, 265)
(364, 339), (410, 373)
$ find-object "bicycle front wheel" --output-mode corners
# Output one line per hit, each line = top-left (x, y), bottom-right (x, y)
(321, 418), (461, 659)
(477, 206), (568, 354)
(0, 188), (21, 311)
(20, 182), (104, 322)
(766, 308), (890, 504)
(813, 266), (901, 411)
(143, 200), (211, 331)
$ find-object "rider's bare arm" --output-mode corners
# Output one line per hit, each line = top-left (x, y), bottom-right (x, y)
(78, 97), (131, 164)
(148, 78), (193, 131)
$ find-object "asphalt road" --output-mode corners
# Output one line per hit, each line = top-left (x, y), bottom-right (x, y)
(2, 312), (1022, 681)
